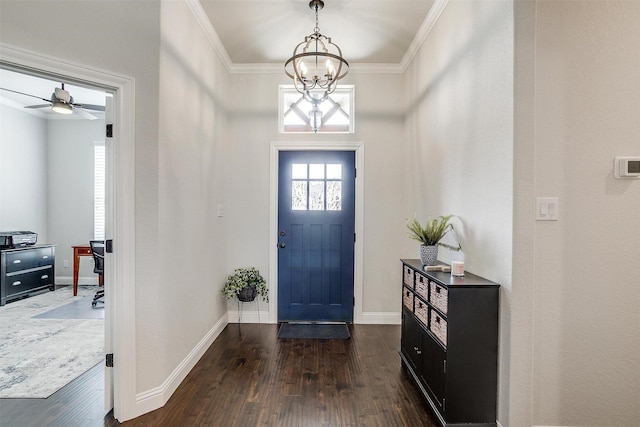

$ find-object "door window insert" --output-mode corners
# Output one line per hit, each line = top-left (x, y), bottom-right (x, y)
(291, 163), (342, 211)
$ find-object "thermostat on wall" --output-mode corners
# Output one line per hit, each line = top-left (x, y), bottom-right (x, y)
(614, 156), (640, 179)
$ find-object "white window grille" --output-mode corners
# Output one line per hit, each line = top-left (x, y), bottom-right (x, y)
(279, 85), (354, 133)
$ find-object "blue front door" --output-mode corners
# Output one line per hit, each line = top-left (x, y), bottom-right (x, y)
(277, 151), (355, 322)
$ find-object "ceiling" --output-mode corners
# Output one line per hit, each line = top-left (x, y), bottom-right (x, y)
(199, 0), (436, 65)
(0, 0), (437, 120)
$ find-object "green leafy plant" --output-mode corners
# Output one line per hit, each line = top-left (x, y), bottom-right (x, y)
(406, 214), (462, 251)
(221, 267), (269, 302)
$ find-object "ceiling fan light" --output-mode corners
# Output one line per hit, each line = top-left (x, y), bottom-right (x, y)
(51, 101), (73, 115)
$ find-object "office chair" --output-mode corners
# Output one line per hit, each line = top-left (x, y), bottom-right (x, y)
(89, 240), (105, 307)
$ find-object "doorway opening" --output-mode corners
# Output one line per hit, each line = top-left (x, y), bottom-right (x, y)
(0, 45), (136, 421)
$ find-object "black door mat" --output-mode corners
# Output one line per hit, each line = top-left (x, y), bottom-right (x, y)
(277, 323), (350, 340)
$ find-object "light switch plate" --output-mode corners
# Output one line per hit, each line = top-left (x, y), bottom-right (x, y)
(536, 197), (559, 221)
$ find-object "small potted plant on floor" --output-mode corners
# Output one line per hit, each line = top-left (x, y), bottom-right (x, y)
(221, 267), (269, 302)
(406, 214), (461, 266)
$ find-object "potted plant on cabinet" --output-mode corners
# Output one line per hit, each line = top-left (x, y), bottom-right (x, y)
(406, 214), (462, 266)
(221, 267), (269, 302)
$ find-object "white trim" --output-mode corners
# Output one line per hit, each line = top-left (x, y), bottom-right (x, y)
(134, 315), (228, 417)
(184, 0), (233, 72)
(361, 312), (402, 325)
(56, 276), (101, 286)
(399, 0), (450, 72)
(269, 141), (365, 324)
(227, 307), (272, 324)
(0, 44), (138, 422)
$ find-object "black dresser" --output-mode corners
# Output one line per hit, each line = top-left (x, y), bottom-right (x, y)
(400, 259), (500, 427)
(1, 245), (56, 306)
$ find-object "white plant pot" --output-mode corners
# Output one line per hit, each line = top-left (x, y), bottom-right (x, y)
(419, 245), (438, 266)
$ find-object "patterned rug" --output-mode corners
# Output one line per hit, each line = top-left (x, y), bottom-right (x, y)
(0, 286), (104, 398)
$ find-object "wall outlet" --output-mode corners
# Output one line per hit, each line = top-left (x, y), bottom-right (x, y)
(63, 259), (69, 268)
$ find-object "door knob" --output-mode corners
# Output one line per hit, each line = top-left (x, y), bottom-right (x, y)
(279, 242), (286, 248)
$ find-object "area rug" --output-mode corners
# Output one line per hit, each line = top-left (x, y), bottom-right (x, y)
(278, 323), (350, 340)
(0, 286), (104, 398)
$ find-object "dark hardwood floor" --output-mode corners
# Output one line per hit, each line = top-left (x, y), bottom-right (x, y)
(0, 324), (438, 427)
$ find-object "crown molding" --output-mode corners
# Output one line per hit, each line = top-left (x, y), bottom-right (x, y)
(186, 0), (449, 75)
(229, 62), (406, 74)
(184, 0), (233, 73)
(400, 0), (450, 72)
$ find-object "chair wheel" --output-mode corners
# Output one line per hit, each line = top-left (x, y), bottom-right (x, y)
(92, 301), (97, 307)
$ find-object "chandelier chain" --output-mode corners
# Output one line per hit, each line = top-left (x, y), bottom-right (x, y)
(314, 3), (320, 34)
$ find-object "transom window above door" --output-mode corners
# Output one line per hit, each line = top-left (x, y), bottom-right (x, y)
(279, 85), (354, 133)
(291, 163), (342, 211)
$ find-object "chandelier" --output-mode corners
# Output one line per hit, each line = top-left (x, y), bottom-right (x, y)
(284, 0), (349, 103)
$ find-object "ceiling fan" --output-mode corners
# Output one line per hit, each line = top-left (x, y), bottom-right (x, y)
(0, 83), (105, 119)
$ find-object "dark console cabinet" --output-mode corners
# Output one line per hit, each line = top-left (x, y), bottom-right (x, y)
(400, 259), (500, 427)
(1, 245), (55, 306)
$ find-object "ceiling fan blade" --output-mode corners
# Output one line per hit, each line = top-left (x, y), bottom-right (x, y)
(24, 103), (52, 109)
(73, 103), (105, 112)
(0, 87), (49, 102)
(74, 108), (97, 120)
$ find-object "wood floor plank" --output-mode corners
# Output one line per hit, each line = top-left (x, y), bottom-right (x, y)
(0, 324), (439, 426)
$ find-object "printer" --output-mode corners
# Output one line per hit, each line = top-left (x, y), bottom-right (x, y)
(0, 231), (38, 249)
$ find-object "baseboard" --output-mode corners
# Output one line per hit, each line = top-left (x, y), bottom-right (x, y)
(225, 310), (401, 324)
(360, 311), (401, 325)
(227, 308), (272, 323)
(133, 314), (228, 417)
(55, 275), (100, 286)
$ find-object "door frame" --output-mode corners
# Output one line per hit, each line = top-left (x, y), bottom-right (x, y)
(0, 45), (137, 421)
(269, 141), (364, 324)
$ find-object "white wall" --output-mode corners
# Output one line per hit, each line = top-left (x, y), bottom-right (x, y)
(150, 0), (230, 393)
(529, 2), (640, 425)
(0, 105), (48, 241)
(226, 71), (406, 319)
(47, 119), (105, 283)
(403, 1), (514, 425)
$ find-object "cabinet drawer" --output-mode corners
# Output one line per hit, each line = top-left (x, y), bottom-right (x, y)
(5, 247), (54, 273)
(415, 272), (428, 299)
(403, 288), (414, 311)
(76, 247), (92, 256)
(430, 309), (448, 347)
(403, 265), (414, 288)
(429, 281), (448, 315)
(414, 298), (428, 327)
(4, 267), (53, 297)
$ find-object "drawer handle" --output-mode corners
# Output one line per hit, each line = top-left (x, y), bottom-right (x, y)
(435, 317), (441, 324)
(418, 302), (423, 308)
(41, 275), (49, 279)
(42, 255), (49, 259)
(416, 350), (422, 355)
(413, 346), (419, 351)
(12, 259), (21, 264)
(12, 281), (22, 286)
(436, 287), (441, 294)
